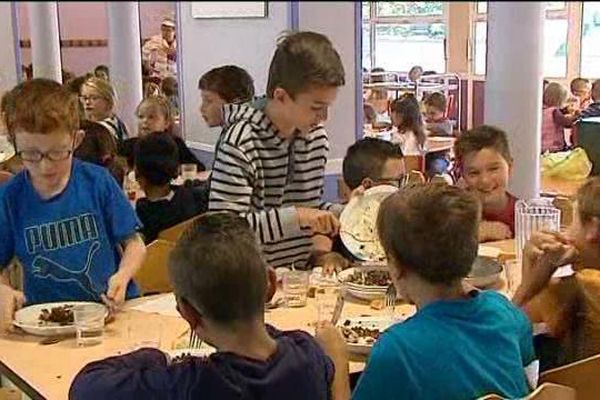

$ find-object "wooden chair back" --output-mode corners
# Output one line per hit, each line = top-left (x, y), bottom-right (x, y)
(476, 383), (575, 400)
(157, 215), (201, 243)
(404, 155), (425, 173)
(134, 239), (175, 296)
(540, 352), (600, 400)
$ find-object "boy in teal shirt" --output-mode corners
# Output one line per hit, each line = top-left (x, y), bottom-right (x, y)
(352, 184), (535, 400)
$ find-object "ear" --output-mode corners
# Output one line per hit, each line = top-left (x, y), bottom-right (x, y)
(361, 177), (374, 189)
(177, 297), (203, 333)
(73, 129), (85, 149)
(585, 217), (600, 244)
(272, 87), (290, 104)
(265, 267), (277, 303)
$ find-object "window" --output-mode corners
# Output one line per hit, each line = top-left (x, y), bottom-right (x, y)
(473, 2), (568, 78)
(362, 2), (447, 73)
(581, 2), (600, 78)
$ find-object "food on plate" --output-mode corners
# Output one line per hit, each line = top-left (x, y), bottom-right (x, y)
(340, 319), (381, 345)
(345, 270), (391, 287)
(38, 305), (74, 326)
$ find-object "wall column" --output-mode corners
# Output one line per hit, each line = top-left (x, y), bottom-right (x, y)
(28, 1), (62, 82)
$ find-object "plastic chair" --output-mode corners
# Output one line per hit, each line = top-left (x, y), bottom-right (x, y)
(540, 352), (600, 400)
(134, 239), (175, 296)
(477, 383), (575, 400)
(157, 215), (201, 243)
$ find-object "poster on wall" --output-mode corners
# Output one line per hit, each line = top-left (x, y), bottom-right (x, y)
(191, 2), (268, 19)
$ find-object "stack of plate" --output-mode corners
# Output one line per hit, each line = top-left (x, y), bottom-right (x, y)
(338, 266), (390, 300)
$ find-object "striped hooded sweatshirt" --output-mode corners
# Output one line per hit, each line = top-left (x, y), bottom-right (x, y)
(209, 101), (342, 269)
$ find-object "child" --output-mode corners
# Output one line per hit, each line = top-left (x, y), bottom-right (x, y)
(454, 125), (516, 242)
(120, 96), (204, 171)
(389, 93), (426, 156)
(69, 212), (350, 400)
(541, 82), (574, 153)
(423, 92), (452, 137)
(580, 79), (600, 119)
(407, 65), (423, 82)
(134, 133), (206, 243)
(198, 65), (255, 128)
(0, 79), (145, 330)
(513, 177), (600, 366)
(352, 184), (535, 400)
(208, 31), (345, 270)
(160, 76), (179, 112)
(570, 77), (592, 110)
(75, 120), (127, 186)
(80, 77), (129, 142)
(93, 65), (109, 81)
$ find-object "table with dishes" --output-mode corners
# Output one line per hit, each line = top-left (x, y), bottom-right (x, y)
(0, 248), (511, 399)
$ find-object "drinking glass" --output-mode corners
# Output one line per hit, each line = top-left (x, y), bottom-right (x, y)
(128, 317), (163, 351)
(181, 164), (197, 182)
(515, 199), (561, 263)
(315, 275), (341, 322)
(282, 270), (309, 308)
(74, 306), (105, 347)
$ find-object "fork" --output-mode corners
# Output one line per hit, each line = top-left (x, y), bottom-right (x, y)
(189, 330), (203, 349)
(385, 284), (396, 320)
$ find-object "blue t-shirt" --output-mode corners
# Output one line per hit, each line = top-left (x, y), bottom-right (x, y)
(0, 160), (140, 304)
(353, 291), (535, 400)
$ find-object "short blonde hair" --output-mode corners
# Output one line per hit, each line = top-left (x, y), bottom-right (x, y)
(543, 82), (568, 108)
(82, 77), (116, 110)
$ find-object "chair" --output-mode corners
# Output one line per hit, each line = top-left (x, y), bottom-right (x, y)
(404, 155), (425, 173)
(134, 239), (175, 296)
(157, 215), (201, 243)
(539, 352), (600, 400)
(477, 383), (575, 400)
(552, 196), (574, 228)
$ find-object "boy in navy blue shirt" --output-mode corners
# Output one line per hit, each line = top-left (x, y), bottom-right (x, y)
(353, 184), (535, 400)
(0, 79), (145, 330)
(69, 212), (350, 400)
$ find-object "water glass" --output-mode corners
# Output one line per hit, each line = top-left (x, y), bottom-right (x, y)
(282, 270), (309, 308)
(315, 279), (341, 322)
(515, 199), (561, 263)
(128, 318), (163, 350)
(181, 164), (197, 182)
(74, 306), (105, 347)
(504, 259), (522, 298)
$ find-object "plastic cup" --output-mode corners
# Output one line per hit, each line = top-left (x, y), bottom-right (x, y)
(282, 270), (309, 308)
(74, 306), (105, 347)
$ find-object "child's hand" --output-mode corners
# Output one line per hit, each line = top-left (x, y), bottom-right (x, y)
(105, 271), (131, 310)
(0, 284), (25, 332)
(315, 321), (348, 362)
(521, 231), (578, 294)
(297, 208), (340, 237)
(479, 221), (512, 242)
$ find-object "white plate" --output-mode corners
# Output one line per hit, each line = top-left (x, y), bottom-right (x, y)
(13, 301), (108, 337)
(338, 316), (400, 354)
(340, 185), (398, 262)
(338, 267), (391, 300)
(166, 345), (216, 362)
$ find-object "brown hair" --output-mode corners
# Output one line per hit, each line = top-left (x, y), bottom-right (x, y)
(198, 65), (255, 103)
(266, 31), (345, 99)
(343, 138), (403, 190)
(570, 78), (590, 94)
(424, 92), (447, 113)
(454, 125), (512, 164)
(168, 212), (267, 324)
(592, 80), (600, 102)
(389, 94), (426, 148)
(75, 120), (126, 185)
(576, 177), (600, 224)
(543, 82), (568, 108)
(4, 78), (79, 136)
(377, 183), (480, 284)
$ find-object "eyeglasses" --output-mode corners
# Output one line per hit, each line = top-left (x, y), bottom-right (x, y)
(17, 149), (73, 162)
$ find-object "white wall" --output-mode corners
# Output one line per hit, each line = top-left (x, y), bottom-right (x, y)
(298, 2), (359, 170)
(0, 2), (19, 94)
(177, 2), (289, 151)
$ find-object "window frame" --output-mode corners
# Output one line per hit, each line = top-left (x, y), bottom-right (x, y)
(471, 1), (573, 79)
(363, 1), (449, 73)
